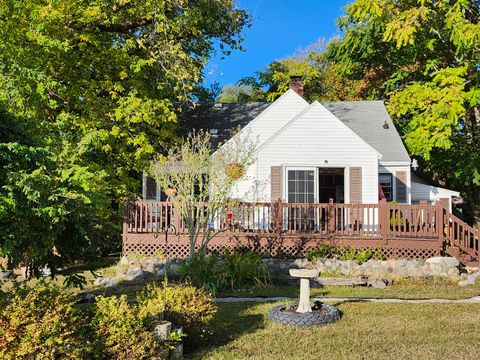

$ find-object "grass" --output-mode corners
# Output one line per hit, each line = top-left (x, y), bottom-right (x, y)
(219, 278), (480, 300)
(190, 301), (480, 359)
(3, 262), (480, 359)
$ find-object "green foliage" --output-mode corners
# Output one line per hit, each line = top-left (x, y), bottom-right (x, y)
(218, 84), (266, 103)
(179, 251), (271, 295)
(0, 281), (90, 359)
(307, 243), (384, 264)
(150, 131), (256, 257)
(340, 248), (358, 262)
(94, 295), (161, 359)
(237, 47), (361, 103)
(0, 280), (215, 358)
(0, 0), (250, 273)
(137, 284), (217, 347)
(327, 0), (480, 224)
(179, 252), (225, 294)
(221, 250), (271, 289)
(306, 243), (342, 261)
(0, 112), (117, 276)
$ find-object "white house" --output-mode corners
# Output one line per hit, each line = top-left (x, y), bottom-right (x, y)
(143, 77), (460, 210)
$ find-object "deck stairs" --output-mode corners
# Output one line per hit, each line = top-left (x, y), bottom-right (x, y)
(442, 210), (479, 267)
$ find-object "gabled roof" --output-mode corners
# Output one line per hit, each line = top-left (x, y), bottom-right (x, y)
(178, 99), (410, 162)
(256, 101), (382, 158)
(178, 102), (269, 149)
(322, 101), (410, 163)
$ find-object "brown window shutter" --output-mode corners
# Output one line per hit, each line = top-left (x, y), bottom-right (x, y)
(395, 171), (407, 203)
(349, 167), (362, 204)
(270, 166), (283, 201)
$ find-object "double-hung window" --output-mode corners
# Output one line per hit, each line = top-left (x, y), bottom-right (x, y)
(379, 173), (393, 201)
(287, 170), (315, 203)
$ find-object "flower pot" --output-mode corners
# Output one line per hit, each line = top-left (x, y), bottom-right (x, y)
(154, 320), (172, 341)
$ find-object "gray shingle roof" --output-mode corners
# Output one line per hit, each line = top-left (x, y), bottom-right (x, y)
(178, 102), (269, 148)
(178, 100), (410, 162)
(321, 101), (411, 162)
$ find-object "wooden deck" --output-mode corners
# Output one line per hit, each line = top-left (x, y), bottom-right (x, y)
(123, 200), (479, 261)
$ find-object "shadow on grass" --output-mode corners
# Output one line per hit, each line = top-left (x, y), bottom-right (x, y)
(187, 301), (266, 358)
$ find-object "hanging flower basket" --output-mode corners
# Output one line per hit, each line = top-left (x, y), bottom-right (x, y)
(226, 162), (245, 180)
(165, 188), (177, 198)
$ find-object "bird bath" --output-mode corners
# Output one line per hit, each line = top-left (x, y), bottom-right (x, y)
(288, 268), (319, 313)
(268, 268), (341, 327)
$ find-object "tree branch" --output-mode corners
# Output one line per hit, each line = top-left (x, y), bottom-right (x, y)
(96, 17), (153, 33)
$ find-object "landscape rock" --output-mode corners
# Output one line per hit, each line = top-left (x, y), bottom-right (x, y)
(458, 271), (480, 287)
(266, 256), (462, 279)
(125, 267), (146, 281)
(367, 278), (391, 289)
(95, 277), (119, 287)
(426, 256), (460, 268)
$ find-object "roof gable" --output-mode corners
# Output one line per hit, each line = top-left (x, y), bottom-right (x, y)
(322, 101), (410, 163)
(257, 101), (382, 158)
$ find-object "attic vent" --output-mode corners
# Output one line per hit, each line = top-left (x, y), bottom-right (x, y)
(213, 103), (223, 109)
(209, 128), (218, 136)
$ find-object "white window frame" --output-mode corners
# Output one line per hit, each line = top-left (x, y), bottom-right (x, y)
(379, 172), (393, 202)
(283, 165), (349, 204)
(284, 167), (318, 203)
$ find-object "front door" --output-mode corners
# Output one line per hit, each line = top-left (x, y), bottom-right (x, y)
(318, 168), (345, 203)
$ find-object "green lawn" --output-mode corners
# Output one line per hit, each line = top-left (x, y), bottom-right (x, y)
(219, 278), (480, 300)
(190, 301), (480, 359)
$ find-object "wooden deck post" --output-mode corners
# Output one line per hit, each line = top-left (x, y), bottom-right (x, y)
(379, 199), (388, 245)
(436, 202), (445, 250)
(328, 198), (335, 241)
(276, 199), (283, 238)
(122, 201), (130, 255)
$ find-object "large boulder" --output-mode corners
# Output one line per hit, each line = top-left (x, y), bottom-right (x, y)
(426, 256), (460, 268)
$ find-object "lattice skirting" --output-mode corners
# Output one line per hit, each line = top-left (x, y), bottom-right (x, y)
(123, 233), (441, 260)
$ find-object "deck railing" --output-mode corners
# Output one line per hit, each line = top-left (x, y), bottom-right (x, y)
(124, 199), (449, 241)
(123, 199), (480, 261)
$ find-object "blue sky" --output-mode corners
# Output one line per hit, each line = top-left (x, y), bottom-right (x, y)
(203, 0), (350, 87)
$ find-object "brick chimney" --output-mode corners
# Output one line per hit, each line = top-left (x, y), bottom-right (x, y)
(289, 75), (304, 97)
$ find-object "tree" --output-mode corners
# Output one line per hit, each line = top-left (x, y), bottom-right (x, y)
(150, 131), (255, 257)
(0, 109), (114, 279)
(217, 84), (265, 103)
(234, 38), (360, 102)
(327, 0), (480, 224)
(0, 0), (250, 275)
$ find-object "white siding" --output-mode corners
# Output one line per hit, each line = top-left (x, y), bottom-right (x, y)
(232, 102), (380, 203)
(231, 89), (309, 149)
(411, 182), (459, 211)
(226, 90), (308, 200)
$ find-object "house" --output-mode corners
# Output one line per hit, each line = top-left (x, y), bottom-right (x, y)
(127, 77), (479, 263)
(143, 77), (460, 210)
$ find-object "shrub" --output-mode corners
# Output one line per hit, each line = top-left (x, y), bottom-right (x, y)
(179, 252), (224, 294)
(137, 284), (216, 346)
(0, 281), (90, 359)
(93, 295), (163, 360)
(306, 243), (342, 261)
(179, 251), (271, 295)
(221, 250), (270, 289)
(339, 248), (357, 262)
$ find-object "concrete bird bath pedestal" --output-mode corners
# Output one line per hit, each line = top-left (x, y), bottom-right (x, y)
(289, 268), (319, 313)
(268, 268), (341, 327)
